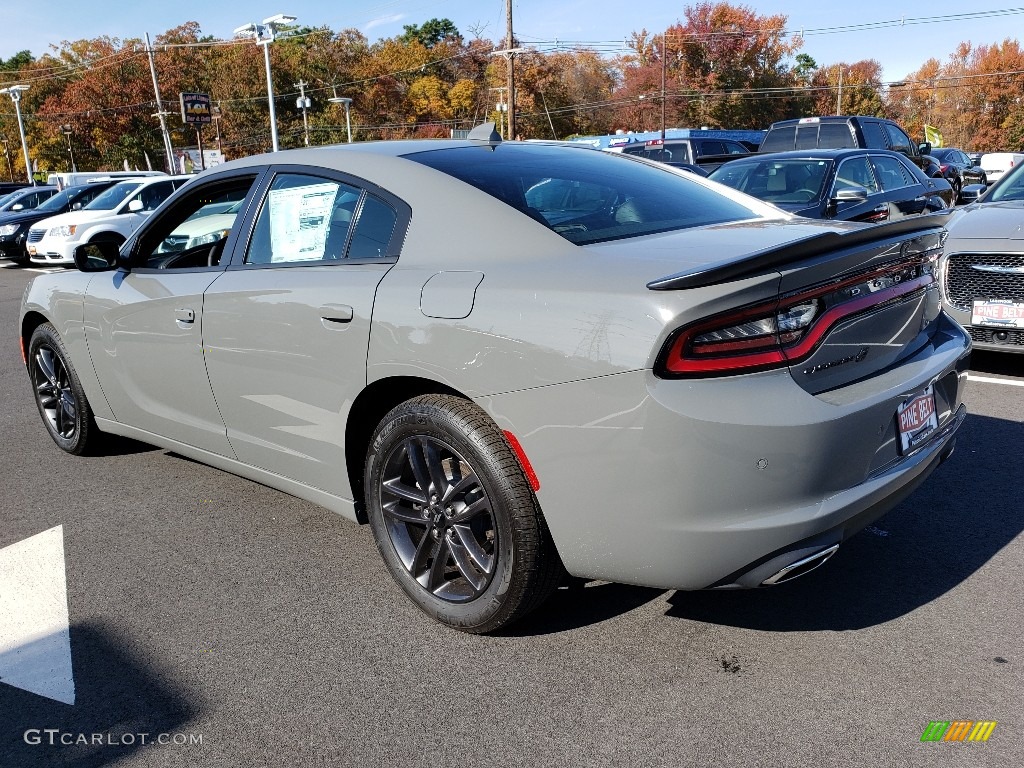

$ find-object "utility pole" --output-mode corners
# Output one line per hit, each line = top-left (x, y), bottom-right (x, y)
(836, 66), (843, 116)
(506, 0), (516, 140)
(145, 33), (176, 174)
(660, 34), (667, 139)
(295, 79), (311, 146)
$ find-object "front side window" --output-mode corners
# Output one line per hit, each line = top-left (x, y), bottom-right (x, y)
(85, 182), (143, 211)
(883, 123), (913, 155)
(410, 144), (764, 245)
(129, 181), (177, 212)
(135, 175), (259, 269)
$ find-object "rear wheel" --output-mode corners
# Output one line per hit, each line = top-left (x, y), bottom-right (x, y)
(365, 395), (562, 633)
(28, 323), (100, 455)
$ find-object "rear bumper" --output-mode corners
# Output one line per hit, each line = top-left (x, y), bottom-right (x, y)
(483, 317), (971, 590)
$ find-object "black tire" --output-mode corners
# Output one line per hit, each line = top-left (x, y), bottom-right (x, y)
(27, 323), (101, 455)
(365, 394), (562, 633)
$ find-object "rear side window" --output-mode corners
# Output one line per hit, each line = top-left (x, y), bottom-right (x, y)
(862, 122), (887, 149)
(818, 123), (856, 149)
(409, 144), (764, 244)
(871, 155), (914, 190)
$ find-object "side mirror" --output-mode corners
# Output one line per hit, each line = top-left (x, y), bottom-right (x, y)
(11, 203), (23, 211)
(73, 241), (122, 272)
(72, 202), (82, 210)
(128, 199), (144, 213)
(832, 186), (869, 204)
(919, 142), (932, 155)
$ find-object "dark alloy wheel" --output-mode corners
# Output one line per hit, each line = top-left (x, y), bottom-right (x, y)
(28, 323), (99, 455)
(365, 395), (562, 633)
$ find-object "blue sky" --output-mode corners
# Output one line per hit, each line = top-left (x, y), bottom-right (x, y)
(2, 1), (1022, 82)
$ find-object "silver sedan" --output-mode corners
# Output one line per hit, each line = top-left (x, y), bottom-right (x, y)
(20, 128), (970, 632)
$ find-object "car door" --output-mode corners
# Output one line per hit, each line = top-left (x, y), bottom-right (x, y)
(201, 168), (408, 496)
(870, 154), (946, 218)
(82, 171), (264, 455)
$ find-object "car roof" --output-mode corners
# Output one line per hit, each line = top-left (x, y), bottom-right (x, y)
(745, 148), (909, 161)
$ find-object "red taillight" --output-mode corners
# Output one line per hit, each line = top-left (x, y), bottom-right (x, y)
(657, 255), (937, 377)
(939, 164), (949, 173)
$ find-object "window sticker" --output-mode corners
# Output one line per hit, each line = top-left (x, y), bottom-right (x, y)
(268, 182), (338, 262)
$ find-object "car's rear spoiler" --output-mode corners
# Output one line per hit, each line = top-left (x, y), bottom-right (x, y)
(647, 213), (951, 291)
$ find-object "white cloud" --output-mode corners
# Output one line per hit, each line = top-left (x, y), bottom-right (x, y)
(364, 14), (405, 32)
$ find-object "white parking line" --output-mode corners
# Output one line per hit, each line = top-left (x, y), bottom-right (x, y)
(0, 526), (75, 705)
(967, 374), (1024, 387)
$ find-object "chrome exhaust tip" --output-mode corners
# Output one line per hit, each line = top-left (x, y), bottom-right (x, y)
(761, 543), (840, 586)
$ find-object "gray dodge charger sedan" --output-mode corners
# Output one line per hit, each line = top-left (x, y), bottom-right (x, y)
(20, 128), (970, 632)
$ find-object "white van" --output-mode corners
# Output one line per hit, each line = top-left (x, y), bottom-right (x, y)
(978, 153), (1024, 185)
(45, 171), (166, 189)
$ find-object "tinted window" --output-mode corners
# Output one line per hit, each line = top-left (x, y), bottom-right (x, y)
(871, 155), (914, 189)
(819, 123), (856, 148)
(410, 144), (765, 244)
(760, 126), (796, 152)
(883, 123), (913, 155)
(834, 157), (879, 194)
(347, 197), (398, 259)
(696, 140), (725, 157)
(862, 122), (887, 149)
(246, 174), (364, 264)
(795, 125), (819, 150)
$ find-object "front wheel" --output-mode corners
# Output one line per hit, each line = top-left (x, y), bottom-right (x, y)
(365, 395), (562, 633)
(28, 323), (101, 455)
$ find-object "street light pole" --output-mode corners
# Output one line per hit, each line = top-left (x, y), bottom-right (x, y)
(60, 124), (77, 172)
(0, 85), (34, 184)
(328, 96), (353, 143)
(235, 13), (296, 152)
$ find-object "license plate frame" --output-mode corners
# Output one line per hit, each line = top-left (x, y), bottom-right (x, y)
(972, 299), (1024, 328)
(897, 385), (939, 454)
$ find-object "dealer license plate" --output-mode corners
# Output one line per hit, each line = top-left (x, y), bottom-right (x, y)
(897, 385), (938, 454)
(972, 300), (1024, 328)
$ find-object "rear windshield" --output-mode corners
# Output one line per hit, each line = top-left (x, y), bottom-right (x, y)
(759, 126), (796, 153)
(407, 144), (760, 244)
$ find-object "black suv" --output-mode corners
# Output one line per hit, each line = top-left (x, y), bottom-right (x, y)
(759, 116), (941, 177)
(0, 180), (124, 265)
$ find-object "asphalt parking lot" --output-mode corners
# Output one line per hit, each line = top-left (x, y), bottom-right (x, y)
(1, 261), (1022, 767)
